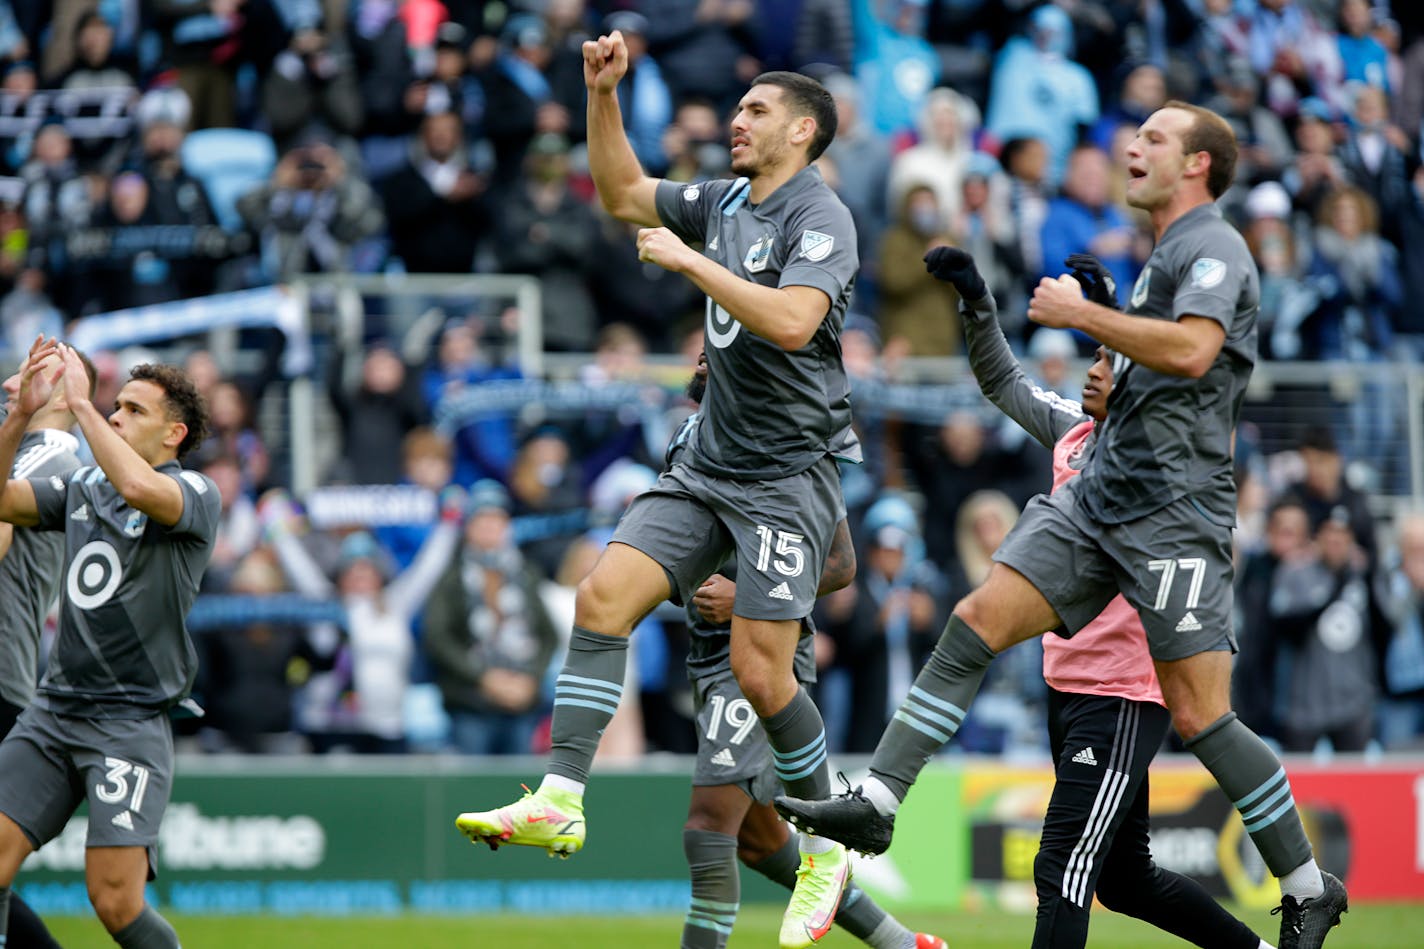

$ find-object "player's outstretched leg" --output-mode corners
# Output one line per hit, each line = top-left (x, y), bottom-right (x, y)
(776, 614), (996, 854)
(1184, 713), (1347, 948)
(455, 625), (627, 856)
(749, 831), (946, 949)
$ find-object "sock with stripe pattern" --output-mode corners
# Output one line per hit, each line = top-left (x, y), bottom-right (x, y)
(682, 829), (739, 949)
(1184, 712), (1317, 889)
(869, 614), (996, 801)
(762, 687), (831, 801)
(547, 626), (629, 785)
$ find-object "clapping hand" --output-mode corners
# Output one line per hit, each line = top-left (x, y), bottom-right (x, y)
(923, 247), (988, 302)
(1065, 253), (1119, 310)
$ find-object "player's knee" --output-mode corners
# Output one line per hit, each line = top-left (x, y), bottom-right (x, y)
(735, 835), (781, 867)
(87, 878), (143, 933)
(1169, 702), (1218, 742)
(574, 570), (632, 632)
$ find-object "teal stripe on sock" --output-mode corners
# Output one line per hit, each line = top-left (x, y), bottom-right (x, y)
(557, 673), (625, 695)
(903, 698), (963, 734)
(690, 897), (739, 913)
(772, 733), (827, 764)
(910, 686), (966, 721)
(894, 709), (950, 743)
(686, 917), (733, 936)
(557, 684), (623, 702)
(1240, 781), (1292, 823)
(1244, 794), (1297, 834)
(555, 697), (621, 715)
(1232, 767), (1286, 810)
(776, 751), (828, 782)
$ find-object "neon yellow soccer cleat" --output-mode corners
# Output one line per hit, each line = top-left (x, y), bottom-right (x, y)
(455, 784), (586, 859)
(779, 841), (851, 949)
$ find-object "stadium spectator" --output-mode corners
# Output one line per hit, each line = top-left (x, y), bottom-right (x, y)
(54, 11), (138, 90)
(657, 99), (729, 183)
(1234, 497), (1313, 740)
(328, 341), (429, 485)
(380, 111), (492, 274)
(203, 379), (270, 492)
(951, 153), (1025, 332)
(1374, 513), (1424, 749)
(985, 4), (1099, 185)
(1269, 507), (1377, 752)
(1000, 136), (1051, 287)
(1283, 425), (1377, 565)
(1336, 0), (1391, 91)
(1300, 185), (1401, 362)
(236, 139), (385, 280)
(194, 452), (262, 593)
(266, 491), (462, 753)
(1243, 0), (1345, 119)
(1205, 56), (1294, 187)
(507, 426), (583, 580)
(1038, 145), (1138, 303)
(371, 426), (456, 571)
(817, 73), (891, 271)
(262, 21), (365, 155)
(852, 0), (940, 140)
(1089, 63), (1166, 154)
(878, 184), (959, 357)
(480, 14), (580, 185)
(1338, 83), (1413, 246)
(887, 87), (977, 237)
(424, 479), (559, 754)
(643, 0), (760, 117)
(419, 318), (520, 485)
(492, 132), (599, 352)
(1280, 101), (1349, 219)
(131, 88), (219, 228)
(196, 547), (334, 753)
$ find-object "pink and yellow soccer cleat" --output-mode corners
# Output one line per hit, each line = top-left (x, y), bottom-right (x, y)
(455, 784), (585, 858)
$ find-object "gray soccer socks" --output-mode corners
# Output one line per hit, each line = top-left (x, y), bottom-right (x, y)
(547, 626), (629, 784)
(682, 829), (739, 949)
(1185, 713), (1316, 882)
(112, 905), (180, 948)
(870, 614), (997, 801)
(762, 687), (832, 801)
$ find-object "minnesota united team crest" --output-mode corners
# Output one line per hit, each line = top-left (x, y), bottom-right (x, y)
(1130, 265), (1151, 309)
(744, 236), (773, 273)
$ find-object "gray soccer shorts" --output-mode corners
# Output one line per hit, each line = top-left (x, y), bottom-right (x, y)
(611, 456), (843, 621)
(691, 670), (781, 803)
(0, 706), (174, 876)
(993, 480), (1237, 662)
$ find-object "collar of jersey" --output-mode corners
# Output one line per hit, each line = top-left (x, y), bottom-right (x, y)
(730, 163), (823, 217)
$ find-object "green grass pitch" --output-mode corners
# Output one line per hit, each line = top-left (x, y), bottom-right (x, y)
(42, 903), (1423, 947)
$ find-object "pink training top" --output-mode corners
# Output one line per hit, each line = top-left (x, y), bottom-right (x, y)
(1041, 420), (1165, 706)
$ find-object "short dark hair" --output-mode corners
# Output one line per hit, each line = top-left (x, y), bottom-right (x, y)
(750, 71), (837, 162)
(129, 363), (210, 459)
(1163, 100), (1238, 198)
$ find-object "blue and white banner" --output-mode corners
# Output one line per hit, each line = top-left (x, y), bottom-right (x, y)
(68, 286), (312, 376)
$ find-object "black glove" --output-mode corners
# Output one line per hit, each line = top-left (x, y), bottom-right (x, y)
(1065, 253), (1119, 309)
(924, 246), (988, 302)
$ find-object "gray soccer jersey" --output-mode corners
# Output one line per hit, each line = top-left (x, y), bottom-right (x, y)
(27, 461), (220, 717)
(1077, 203), (1259, 526)
(0, 428), (81, 707)
(654, 166), (862, 481)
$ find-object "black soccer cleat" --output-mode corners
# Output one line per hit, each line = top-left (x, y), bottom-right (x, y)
(1273, 870), (1348, 949)
(773, 784), (895, 857)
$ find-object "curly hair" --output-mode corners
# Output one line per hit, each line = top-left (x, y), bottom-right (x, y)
(129, 363), (211, 459)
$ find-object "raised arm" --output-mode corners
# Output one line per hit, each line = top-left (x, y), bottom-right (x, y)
(0, 340), (56, 527)
(584, 30), (661, 226)
(925, 248), (1088, 449)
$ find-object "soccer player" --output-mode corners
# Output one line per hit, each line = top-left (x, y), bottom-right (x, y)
(673, 357), (945, 949)
(929, 248), (1276, 948)
(0, 341), (97, 949)
(457, 30), (862, 948)
(776, 102), (1348, 949)
(0, 341), (218, 949)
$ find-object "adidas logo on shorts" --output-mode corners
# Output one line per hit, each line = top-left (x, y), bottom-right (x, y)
(1071, 747), (1098, 766)
(70, 504), (90, 522)
(767, 582), (793, 601)
(111, 810), (134, 830)
(710, 748), (736, 768)
(1175, 612), (1202, 633)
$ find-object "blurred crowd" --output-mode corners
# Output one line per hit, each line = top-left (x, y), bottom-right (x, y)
(4, 0), (1424, 758)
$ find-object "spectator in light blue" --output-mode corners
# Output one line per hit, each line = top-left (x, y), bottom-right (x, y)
(421, 318), (521, 486)
(1038, 144), (1138, 305)
(985, 4), (1098, 186)
(851, 0), (941, 139)
(601, 12), (672, 175)
(1336, 0), (1390, 91)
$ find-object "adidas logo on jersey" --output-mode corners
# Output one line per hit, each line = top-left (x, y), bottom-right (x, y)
(111, 810), (134, 830)
(1175, 612), (1202, 633)
(710, 748), (736, 768)
(707, 235), (719, 252)
(767, 582), (793, 601)
(1072, 747), (1098, 766)
(70, 504), (90, 522)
